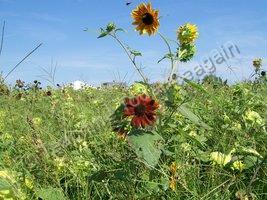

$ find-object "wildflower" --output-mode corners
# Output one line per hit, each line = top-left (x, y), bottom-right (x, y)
(25, 177), (34, 189)
(0, 110), (6, 119)
(54, 157), (66, 171)
(210, 152), (232, 166)
(130, 82), (148, 95)
(252, 58), (262, 70)
(81, 141), (88, 148)
(131, 2), (160, 36)
(235, 190), (250, 200)
(231, 160), (245, 171)
(169, 162), (177, 175)
(244, 110), (263, 125)
(32, 117), (42, 126)
(177, 23), (199, 44)
(169, 176), (177, 191)
(181, 142), (191, 152)
(1, 133), (13, 142)
(116, 129), (127, 140)
(124, 94), (159, 128)
(189, 130), (197, 137)
(169, 162), (178, 191)
(232, 122), (242, 131)
(223, 113), (231, 123)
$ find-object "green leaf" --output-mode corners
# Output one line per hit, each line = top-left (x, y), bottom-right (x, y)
(36, 187), (66, 200)
(0, 179), (15, 199)
(130, 50), (142, 57)
(177, 104), (212, 130)
(178, 43), (196, 62)
(97, 31), (108, 38)
(88, 170), (108, 182)
(128, 130), (164, 167)
(157, 53), (174, 63)
(183, 78), (208, 94)
(243, 156), (259, 169)
(234, 146), (263, 159)
(196, 150), (210, 162)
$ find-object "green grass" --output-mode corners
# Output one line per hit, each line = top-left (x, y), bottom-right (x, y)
(0, 80), (266, 200)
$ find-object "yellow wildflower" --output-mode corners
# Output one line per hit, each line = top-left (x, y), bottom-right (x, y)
(244, 110), (263, 125)
(169, 176), (177, 191)
(25, 177), (34, 189)
(210, 152), (232, 166)
(231, 161), (245, 171)
(32, 117), (42, 126)
(129, 82), (148, 95)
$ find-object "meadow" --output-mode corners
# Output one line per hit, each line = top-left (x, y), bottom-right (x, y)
(0, 2), (267, 200)
(0, 76), (266, 199)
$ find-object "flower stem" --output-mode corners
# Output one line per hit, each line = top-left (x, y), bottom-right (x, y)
(158, 32), (177, 83)
(109, 33), (148, 84)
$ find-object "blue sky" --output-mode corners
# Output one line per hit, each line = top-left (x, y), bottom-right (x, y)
(0, 0), (266, 86)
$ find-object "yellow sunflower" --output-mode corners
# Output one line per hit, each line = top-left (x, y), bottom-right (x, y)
(131, 2), (160, 36)
(177, 23), (199, 44)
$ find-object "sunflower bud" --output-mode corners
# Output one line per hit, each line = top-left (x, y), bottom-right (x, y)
(106, 22), (116, 32)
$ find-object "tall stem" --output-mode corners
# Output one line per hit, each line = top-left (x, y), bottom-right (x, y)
(109, 33), (148, 83)
(158, 32), (176, 82)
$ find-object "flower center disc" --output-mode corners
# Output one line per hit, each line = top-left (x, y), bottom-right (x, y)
(134, 104), (146, 116)
(142, 13), (154, 25)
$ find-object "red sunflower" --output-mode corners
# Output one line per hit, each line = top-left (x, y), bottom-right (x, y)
(124, 94), (159, 128)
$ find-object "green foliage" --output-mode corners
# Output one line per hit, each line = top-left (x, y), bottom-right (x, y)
(128, 130), (164, 167)
(178, 43), (196, 62)
(0, 80), (266, 199)
(36, 187), (66, 200)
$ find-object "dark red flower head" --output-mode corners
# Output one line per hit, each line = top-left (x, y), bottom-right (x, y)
(124, 94), (159, 128)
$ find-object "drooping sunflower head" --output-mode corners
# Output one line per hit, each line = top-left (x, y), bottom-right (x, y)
(177, 23), (199, 44)
(178, 43), (196, 62)
(131, 2), (160, 36)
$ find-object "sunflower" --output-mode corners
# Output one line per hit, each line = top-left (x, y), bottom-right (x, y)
(177, 23), (199, 44)
(131, 2), (160, 36)
(124, 94), (159, 128)
(178, 43), (196, 62)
